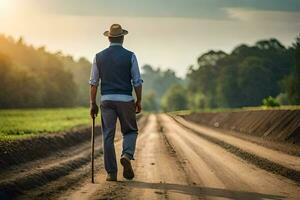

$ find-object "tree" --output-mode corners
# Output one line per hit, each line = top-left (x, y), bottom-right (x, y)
(187, 51), (226, 108)
(216, 61), (241, 108)
(0, 53), (13, 108)
(141, 64), (183, 111)
(238, 57), (272, 106)
(40, 56), (77, 107)
(283, 34), (300, 104)
(0, 52), (42, 108)
(187, 38), (294, 109)
(188, 93), (206, 110)
(161, 84), (188, 112)
(197, 50), (227, 66)
(143, 92), (158, 112)
(0, 35), (79, 108)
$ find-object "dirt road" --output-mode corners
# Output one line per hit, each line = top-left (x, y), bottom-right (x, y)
(55, 114), (299, 200)
(2, 114), (299, 200)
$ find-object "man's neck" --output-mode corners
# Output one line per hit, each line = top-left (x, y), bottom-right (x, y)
(110, 43), (123, 47)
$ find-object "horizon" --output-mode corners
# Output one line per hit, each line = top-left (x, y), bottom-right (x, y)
(1, 0), (300, 77)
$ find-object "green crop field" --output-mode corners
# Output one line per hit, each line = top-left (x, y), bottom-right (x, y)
(0, 107), (97, 140)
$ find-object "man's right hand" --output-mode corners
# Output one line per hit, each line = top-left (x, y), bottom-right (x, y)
(90, 102), (99, 118)
(135, 101), (142, 114)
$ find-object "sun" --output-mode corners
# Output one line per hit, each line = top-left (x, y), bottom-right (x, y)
(0, 0), (11, 14)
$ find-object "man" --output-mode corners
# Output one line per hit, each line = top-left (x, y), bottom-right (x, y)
(89, 24), (143, 181)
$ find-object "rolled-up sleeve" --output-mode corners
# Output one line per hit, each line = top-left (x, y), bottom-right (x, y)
(88, 56), (100, 86)
(131, 53), (143, 87)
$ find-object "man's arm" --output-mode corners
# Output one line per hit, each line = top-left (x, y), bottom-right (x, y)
(134, 85), (142, 113)
(90, 85), (98, 104)
(89, 56), (100, 118)
(131, 53), (143, 113)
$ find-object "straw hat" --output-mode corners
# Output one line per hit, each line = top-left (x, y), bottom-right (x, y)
(103, 24), (128, 37)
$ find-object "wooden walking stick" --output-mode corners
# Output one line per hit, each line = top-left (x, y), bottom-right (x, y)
(91, 116), (95, 183)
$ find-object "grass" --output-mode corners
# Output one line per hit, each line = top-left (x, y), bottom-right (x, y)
(0, 107), (96, 140)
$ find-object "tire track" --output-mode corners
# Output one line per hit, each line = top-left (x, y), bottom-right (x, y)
(159, 114), (299, 200)
(125, 114), (192, 200)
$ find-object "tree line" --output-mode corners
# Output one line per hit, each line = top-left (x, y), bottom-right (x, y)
(0, 35), (183, 109)
(1, 34), (299, 110)
(161, 35), (300, 111)
(0, 35), (90, 108)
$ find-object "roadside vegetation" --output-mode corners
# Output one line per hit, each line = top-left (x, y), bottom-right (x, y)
(0, 35), (91, 108)
(0, 108), (91, 140)
(142, 34), (300, 112)
(2, 33), (299, 113)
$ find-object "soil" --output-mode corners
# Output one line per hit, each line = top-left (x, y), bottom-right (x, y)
(180, 109), (300, 145)
(0, 125), (102, 170)
(1, 114), (299, 200)
(57, 114), (299, 200)
(172, 115), (300, 183)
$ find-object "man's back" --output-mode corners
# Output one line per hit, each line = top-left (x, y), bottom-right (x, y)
(96, 45), (133, 96)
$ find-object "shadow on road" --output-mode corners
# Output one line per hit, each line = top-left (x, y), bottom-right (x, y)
(124, 181), (284, 200)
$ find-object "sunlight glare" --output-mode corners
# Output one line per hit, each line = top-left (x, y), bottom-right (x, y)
(0, 0), (11, 15)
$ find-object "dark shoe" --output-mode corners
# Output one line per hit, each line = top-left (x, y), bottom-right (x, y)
(106, 173), (117, 181)
(120, 155), (134, 180)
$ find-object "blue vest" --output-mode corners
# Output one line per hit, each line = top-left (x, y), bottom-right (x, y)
(96, 46), (133, 95)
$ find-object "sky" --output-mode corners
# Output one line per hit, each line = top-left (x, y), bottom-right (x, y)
(0, 0), (300, 77)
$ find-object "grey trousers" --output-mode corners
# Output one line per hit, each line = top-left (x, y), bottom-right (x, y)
(100, 100), (138, 174)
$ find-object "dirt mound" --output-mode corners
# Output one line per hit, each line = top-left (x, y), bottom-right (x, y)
(180, 109), (300, 145)
(0, 126), (102, 170)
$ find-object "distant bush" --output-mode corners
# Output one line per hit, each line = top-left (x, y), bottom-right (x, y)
(143, 92), (159, 112)
(262, 96), (280, 107)
(161, 84), (188, 112)
(141, 65), (184, 111)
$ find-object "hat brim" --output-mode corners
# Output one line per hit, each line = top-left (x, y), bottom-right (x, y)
(103, 30), (128, 37)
